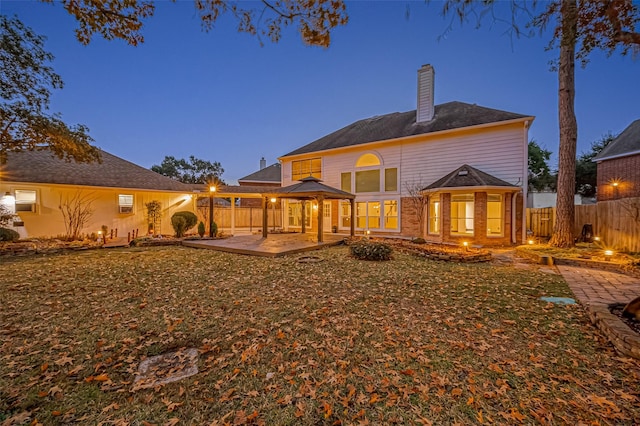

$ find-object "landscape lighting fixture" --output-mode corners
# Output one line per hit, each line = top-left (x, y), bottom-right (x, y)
(528, 239), (534, 245)
(463, 241), (469, 251)
(604, 250), (614, 261)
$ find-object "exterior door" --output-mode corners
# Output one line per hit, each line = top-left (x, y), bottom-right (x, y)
(323, 201), (332, 231)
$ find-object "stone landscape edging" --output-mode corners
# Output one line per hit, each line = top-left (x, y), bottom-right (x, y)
(588, 305), (640, 359)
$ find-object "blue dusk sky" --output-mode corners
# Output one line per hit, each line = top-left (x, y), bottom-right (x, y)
(3, 1), (639, 183)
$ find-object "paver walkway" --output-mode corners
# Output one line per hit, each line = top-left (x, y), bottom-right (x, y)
(556, 265), (640, 307)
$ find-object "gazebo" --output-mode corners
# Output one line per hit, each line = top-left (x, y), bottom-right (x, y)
(264, 176), (356, 242)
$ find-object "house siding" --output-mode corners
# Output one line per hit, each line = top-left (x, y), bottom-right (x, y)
(2, 182), (194, 239)
(596, 154), (640, 201)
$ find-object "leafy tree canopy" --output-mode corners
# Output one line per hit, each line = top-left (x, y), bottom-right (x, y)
(528, 140), (556, 192)
(575, 132), (615, 197)
(0, 16), (100, 164)
(151, 155), (225, 185)
(40, 0), (348, 48)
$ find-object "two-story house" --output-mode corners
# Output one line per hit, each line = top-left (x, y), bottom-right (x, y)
(278, 65), (533, 246)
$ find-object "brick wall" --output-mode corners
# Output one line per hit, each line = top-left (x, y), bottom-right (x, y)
(597, 154), (640, 201)
(424, 191), (517, 246)
(400, 197), (421, 238)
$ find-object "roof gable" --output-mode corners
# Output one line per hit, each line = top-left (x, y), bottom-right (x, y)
(2, 150), (192, 192)
(594, 119), (640, 161)
(422, 164), (517, 191)
(238, 163), (282, 183)
(282, 101), (531, 157)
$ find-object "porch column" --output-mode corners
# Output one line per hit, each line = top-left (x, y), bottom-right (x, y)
(350, 199), (355, 237)
(230, 197), (235, 235)
(317, 196), (324, 242)
(301, 201), (306, 234)
(262, 196), (268, 238)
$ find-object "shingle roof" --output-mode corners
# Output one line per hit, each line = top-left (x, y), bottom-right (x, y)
(422, 164), (517, 191)
(593, 119), (640, 161)
(282, 101), (531, 157)
(2, 150), (192, 192)
(238, 163), (281, 183)
(272, 176), (355, 199)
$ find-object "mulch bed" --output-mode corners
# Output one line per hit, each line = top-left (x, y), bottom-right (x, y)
(609, 304), (640, 335)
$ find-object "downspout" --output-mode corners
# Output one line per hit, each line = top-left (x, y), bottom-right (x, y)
(512, 191), (518, 244)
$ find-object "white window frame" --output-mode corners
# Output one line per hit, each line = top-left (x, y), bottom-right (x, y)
(487, 193), (504, 237)
(118, 194), (134, 214)
(14, 189), (37, 213)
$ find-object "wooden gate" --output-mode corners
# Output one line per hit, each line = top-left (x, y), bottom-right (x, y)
(527, 207), (555, 238)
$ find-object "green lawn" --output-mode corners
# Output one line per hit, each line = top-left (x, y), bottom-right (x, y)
(1, 246), (639, 425)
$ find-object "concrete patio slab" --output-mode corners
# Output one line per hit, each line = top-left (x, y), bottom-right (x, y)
(182, 233), (345, 257)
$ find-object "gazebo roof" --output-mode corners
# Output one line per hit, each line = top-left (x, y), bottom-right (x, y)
(270, 176), (355, 199)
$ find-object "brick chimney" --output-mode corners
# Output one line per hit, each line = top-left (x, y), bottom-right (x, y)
(260, 157), (266, 170)
(416, 64), (435, 123)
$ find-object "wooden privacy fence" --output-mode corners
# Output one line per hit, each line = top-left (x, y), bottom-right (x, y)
(528, 197), (640, 252)
(576, 198), (640, 253)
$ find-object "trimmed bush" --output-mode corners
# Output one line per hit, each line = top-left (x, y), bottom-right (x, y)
(211, 221), (218, 237)
(0, 227), (20, 242)
(171, 211), (198, 237)
(350, 240), (392, 261)
(197, 221), (205, 238)
(411, 237), (426, 244)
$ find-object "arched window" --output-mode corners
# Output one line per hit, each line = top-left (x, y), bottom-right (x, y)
(355, 153), (381, 167)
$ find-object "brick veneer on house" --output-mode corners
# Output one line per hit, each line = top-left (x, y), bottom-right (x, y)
(597, 154), (640, 201)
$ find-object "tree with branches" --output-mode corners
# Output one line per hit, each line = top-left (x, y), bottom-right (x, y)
(432, 0), (639, 247)
(39, 0), (348, 48)
(59, 191), (95, 241)
(0, 16), (100, 164)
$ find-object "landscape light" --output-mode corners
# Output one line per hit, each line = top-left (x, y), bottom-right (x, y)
(463, 241), (469, 251)
(604, 250), (614, 261)
(594, 236), (600, 242)
(528, 239), (534, 245)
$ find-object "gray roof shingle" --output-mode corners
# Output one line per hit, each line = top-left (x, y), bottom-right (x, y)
(282, 101), (531, 157)
(2, 150), (192, 192)
(422, 164), (517, 191)
(593, 119), (640, 161)
(238, 163), (281, 183)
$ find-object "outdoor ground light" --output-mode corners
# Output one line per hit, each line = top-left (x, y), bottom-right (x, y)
(604, 250), (614, 261)
(463, 241), (469, 251)
(528, 239), (534, 245)
(594, 236), (600, 242)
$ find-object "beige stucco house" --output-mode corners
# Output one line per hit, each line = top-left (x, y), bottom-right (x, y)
(278, 64), (534, 246)
(0, 150), (198, 239)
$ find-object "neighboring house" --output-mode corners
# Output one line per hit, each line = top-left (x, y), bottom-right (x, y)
(593, 119), (640, 201)
(0, 150), (197, 238)
(278, 64), (534, 246)
(237, 158), (282, 207)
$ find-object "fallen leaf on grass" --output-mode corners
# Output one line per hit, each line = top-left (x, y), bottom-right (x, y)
(162, 397), (183, 412)
(101, 403), (119, 413)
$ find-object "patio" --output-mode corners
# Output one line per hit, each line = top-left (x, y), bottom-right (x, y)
(182, 232), (345, 257)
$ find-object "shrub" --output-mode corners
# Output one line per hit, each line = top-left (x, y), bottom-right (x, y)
(197, 221), (205, 238)
(350, 240), (392, 261)
(0, 227), (20, 242)
(211, 221), (218, 237)
(411, 237), (426, 244)
(171, 216), (187, 237)
(171, 211), (198, 237)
